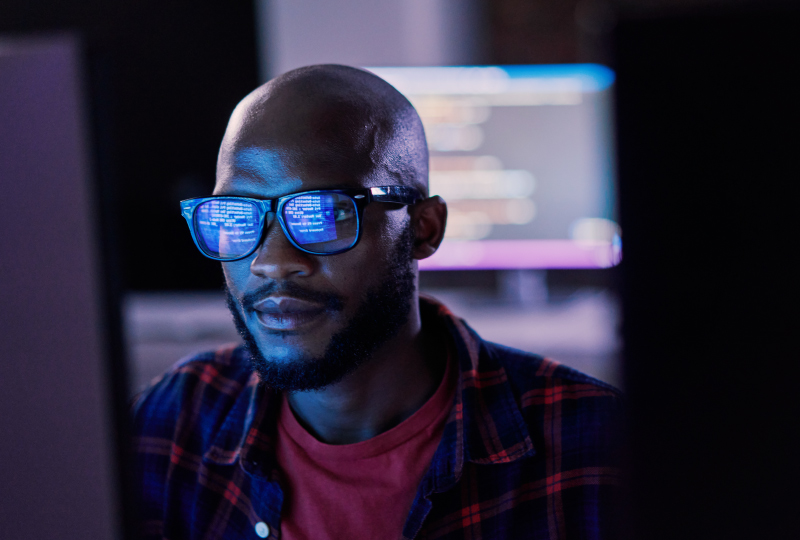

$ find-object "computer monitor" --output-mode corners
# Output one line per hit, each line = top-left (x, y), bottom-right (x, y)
(367, 65), (620, 270)
(0, 35), (125, 538)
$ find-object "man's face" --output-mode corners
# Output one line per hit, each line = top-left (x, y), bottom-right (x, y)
(216, 140), (418, 391)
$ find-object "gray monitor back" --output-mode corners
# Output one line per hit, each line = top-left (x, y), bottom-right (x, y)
(0, 36), (121, 539)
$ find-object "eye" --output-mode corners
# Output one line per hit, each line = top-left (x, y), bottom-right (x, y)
(333, 205), (354, 222)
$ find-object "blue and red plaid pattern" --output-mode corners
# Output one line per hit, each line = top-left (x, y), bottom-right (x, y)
(132, 298), (626, 539)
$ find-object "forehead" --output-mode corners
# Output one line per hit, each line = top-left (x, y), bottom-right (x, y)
(214, 99), (392, 198)
(214, 140), (383, 199)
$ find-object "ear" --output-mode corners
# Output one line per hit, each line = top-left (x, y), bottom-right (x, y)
(409, 196), (447, 260)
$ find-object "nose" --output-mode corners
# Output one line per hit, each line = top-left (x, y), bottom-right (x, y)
(249, 215), (315, 279)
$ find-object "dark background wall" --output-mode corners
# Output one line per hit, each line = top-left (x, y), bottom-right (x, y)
(0, 0), (260, 290)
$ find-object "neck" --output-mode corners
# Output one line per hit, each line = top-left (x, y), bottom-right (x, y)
(286, 300), (446, 445)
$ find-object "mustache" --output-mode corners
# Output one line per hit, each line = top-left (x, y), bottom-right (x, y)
(235, 281), (345, 312)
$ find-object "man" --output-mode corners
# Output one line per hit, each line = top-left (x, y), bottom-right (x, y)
(132, 64), (625, 540)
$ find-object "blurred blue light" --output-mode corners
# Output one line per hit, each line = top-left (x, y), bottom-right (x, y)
(502, 64), (615, 92)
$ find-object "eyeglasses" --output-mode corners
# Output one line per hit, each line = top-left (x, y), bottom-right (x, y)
(180, 186), (422, 261)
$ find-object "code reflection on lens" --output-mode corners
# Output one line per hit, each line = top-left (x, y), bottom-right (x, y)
(284, 194), (338, 245)
(196, 199), (260, 258)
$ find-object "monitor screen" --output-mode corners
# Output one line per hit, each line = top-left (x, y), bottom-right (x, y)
(367, 65), (620, 270)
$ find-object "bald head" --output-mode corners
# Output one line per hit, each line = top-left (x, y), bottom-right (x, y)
(217, 65), (429, 196)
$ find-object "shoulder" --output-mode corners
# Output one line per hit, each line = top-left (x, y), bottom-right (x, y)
(442, 327), (628, 537)
(484, 342), (626, 461)
(484, 340), (622, 399)
(130, 343), (256, 448)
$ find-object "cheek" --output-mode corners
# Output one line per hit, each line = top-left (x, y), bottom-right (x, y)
(318, 210), (403, 293)
(372, 210), (410, 264)
(221, 259), (254, 294)
(367, 204), (407, 246)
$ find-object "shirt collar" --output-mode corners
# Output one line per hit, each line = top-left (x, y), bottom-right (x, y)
(202, 368), (278, 473)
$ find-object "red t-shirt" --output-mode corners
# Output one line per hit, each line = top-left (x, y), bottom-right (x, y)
(275, 355), (456, 540)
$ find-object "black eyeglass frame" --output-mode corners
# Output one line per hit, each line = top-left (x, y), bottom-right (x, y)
(180, 185), (423, 261)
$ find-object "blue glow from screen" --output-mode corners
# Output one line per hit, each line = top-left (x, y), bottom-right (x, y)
(502, 64), (615, 91)
(284, 194), (337, 244)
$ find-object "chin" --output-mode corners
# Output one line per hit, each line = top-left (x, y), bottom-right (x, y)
(252, 333), (328, 366)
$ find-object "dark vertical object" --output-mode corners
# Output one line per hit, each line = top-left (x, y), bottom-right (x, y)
(89, 47), (140, 540)
(616, 6), (799, 539)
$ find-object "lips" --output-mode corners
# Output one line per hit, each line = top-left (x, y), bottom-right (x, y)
(251, 296), (329, 331)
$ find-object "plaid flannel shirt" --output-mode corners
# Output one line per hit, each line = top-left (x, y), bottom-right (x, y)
(132, 298), (626, 539)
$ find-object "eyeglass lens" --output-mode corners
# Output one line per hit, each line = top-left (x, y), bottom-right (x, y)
(195, 199), (261, 259)
(283, 193), (358, 253)
(193, 193), (359, 259)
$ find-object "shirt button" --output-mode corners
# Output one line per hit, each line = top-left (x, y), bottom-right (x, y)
(255, 522), (269, 538)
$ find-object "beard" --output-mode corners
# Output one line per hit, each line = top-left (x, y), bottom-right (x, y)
(226, 222), (417, 392)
